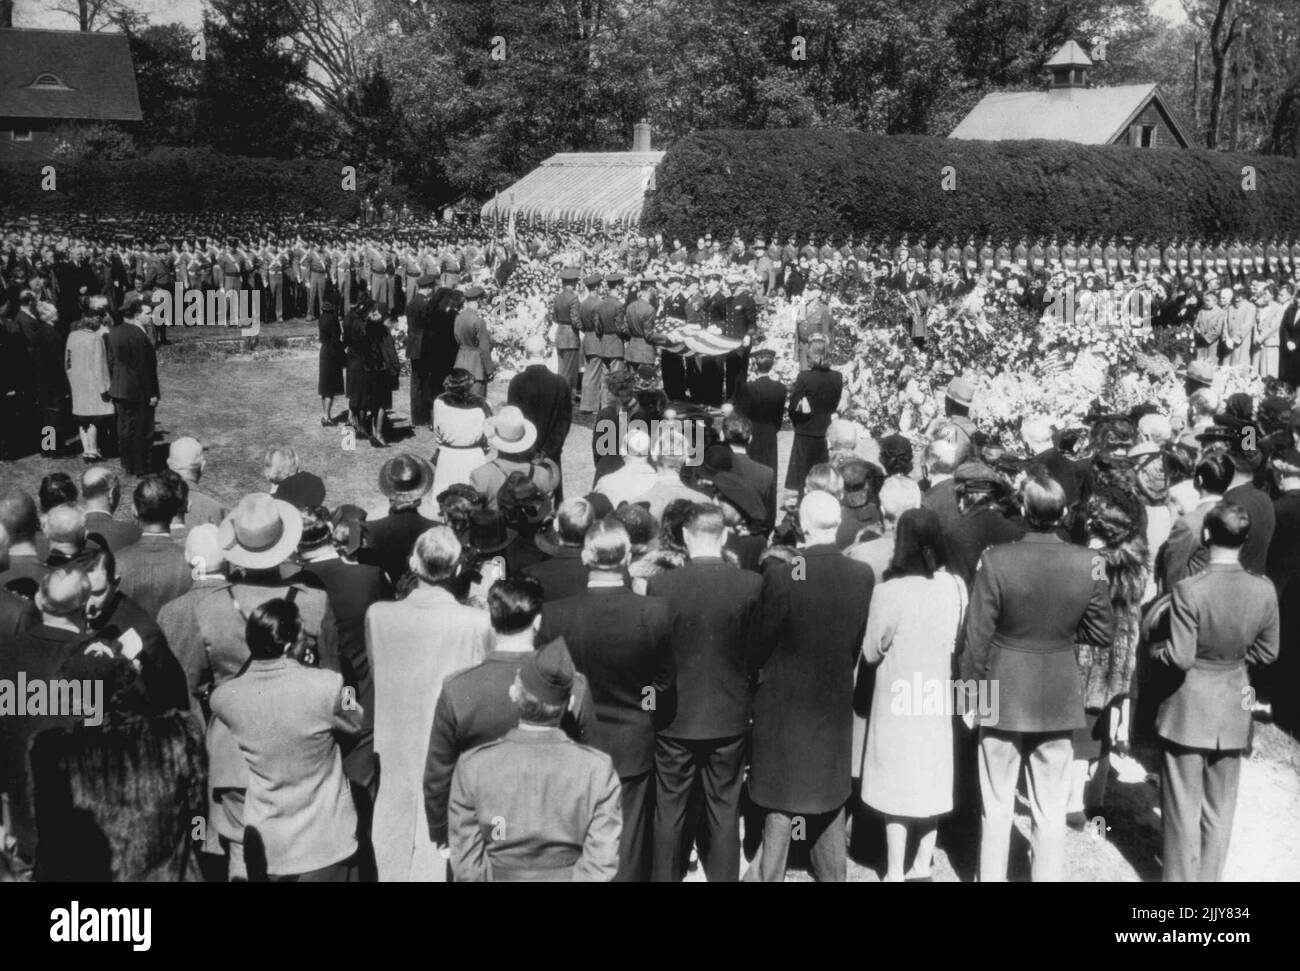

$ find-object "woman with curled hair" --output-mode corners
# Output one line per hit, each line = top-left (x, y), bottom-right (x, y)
(1069, 487), (1149, 828)
(210, 597), (363, 881)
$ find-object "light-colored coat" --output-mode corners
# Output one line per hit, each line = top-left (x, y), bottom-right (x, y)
(210, 658), (362, 876)
(64, 327), (113, 417)
(367, 585), (491, 881)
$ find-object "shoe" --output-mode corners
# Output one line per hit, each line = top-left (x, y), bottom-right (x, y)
(1066, 811), (1088, 832)
(371, 438), (389, 448)
(321, 417), (333, 427)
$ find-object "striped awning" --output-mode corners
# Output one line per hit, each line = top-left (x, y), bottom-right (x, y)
(481, 151), (665, 228)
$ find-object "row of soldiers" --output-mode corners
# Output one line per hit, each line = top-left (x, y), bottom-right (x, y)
(551, 267), (761, 410)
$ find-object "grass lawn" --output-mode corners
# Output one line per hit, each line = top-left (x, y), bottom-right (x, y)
(2, 345), (1298, 881)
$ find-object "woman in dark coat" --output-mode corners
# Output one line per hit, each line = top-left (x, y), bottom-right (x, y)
(784, 338), (843, 493)
(343, 295), (371, 439)
(359, 304), (401, 448)
(317, 298), (345, 426)
(732, 348), (785, 476)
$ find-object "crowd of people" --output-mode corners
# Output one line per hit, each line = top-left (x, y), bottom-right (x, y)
(1, 212), (1297, 883)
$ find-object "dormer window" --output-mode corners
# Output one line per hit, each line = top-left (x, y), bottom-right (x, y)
(28, 73), (72, 90)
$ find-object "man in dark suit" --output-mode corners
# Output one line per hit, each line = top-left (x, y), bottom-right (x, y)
(114, 475), (191, 619)
(361, 454), (439, 588)
(960, 471), (1114, 881)
(746, 492), (874, 882)
(538, 520), (675, 881)
(722, 413), (776, 535)
(0, 525), (39, 639)
(507, 336), (573, 501)
(647, 504), (761, 882)
(105, 296), (159, 475)
(731, 348), (785, 476)
(404, 274), (438, 427)
(423, 577), (594, 849)
(1223, 448), (1275, 576)
(720, 273), (756, 400)
(522, 498), (594, 602)
(425, 286), (463, 400)
(1277, 283), (1299, 386)
(1154, 503), (1278, 881)
(79, 467), (142, 553)
(1266, 449), (1300, 729)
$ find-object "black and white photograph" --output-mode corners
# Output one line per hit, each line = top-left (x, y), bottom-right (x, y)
(0, 0), (1298, 926)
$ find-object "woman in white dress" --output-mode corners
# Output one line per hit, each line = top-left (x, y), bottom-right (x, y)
(860, 508), (968, 882)
(63, 302), (114, 461)
(429, 368), (493, 500)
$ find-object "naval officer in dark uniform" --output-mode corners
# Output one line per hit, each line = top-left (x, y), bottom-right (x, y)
(552, 268), (583, 399)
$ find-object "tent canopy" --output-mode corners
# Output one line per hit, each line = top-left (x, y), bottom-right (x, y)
(482, 151), (665, 228)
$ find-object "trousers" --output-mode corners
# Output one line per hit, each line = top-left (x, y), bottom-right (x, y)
(652, 733), (746, 882)
(579, 355), (605, 413)
(978, 728), (1072, 882)
(615, 771), (652, 882)
(1161, 742), (1241, 882)
(114, 399), (154, 475)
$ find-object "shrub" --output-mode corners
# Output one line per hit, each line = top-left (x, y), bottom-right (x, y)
(643, 130), (1300, 242)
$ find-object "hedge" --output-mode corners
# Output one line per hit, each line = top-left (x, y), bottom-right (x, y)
(642, 130), (1300, 242)
(0, 148), (359, 219)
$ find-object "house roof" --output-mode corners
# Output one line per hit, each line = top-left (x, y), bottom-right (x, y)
(0, 28), (142, 122)
(948, 84), (1189, 146)
(1044, 40), (1093, 68)
(480, 152), (665, 227)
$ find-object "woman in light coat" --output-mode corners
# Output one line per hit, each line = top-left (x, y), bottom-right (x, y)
(64, 300), (113, 461)
(860, 508), (967, 882)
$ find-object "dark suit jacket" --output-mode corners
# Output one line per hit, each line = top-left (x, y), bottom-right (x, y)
(404, 291), (431, 360)
(539, 586), (675, 778)
(749, 545), (873, 814)
(1154, 563), (1278, 750)
(115, 533), (192, 619)
(730, 450), (777, 534)
(732, 375), (785, 473)
(946, 505), (1026, 586)
(522, 546), (588, 602)
(788, 367), (843, 439)
(83, 510), (142, 553)
(360, 507), (439, 587)
(645, 557), (762, 739)
(105, 321), (159, 402)
(422, 648), (595, 842)
(0, 588), (38, 641)
(87, 590), (190, 714)
(507, 364), (572, 463)
(960, 532), (1115, 733)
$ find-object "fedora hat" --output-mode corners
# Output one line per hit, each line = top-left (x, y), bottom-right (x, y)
(378, 453), (435, 502)
(484, 406), (538, 455)
(218, 493), (304, 570)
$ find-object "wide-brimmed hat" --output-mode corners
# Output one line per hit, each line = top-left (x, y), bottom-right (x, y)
(466, 509), (516, 554)
(711, 471), (766, 523)
(377, 453), (435, 502)
(484, 406), (538, 454)
(218, 493), (304, 570)
(1180, 359), (1217, 386)
(946, 376), (976, 406)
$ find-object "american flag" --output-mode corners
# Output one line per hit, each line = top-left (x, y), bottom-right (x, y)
(651, 323), (744, 358)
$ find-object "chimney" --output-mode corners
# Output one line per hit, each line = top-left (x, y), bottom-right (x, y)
(0, 1), (13, 29)
(632, 119), (652, 152)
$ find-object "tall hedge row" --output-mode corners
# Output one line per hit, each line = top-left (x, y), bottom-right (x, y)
(0, 148), (359, 218)
(642, 130), (1300, 242)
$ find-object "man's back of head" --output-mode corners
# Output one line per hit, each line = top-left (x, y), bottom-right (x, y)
(0, 491), (39, 546)
(81, 466), (121, 513)
(132, 475), (181, 529)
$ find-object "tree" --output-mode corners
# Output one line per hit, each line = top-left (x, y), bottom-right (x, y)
(129, 23), (204, 147)
(1184, 0), (1244, 148)
(49, 0), (132, 32)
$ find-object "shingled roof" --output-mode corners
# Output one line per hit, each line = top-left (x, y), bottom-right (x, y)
(0, 28), (142, 122)
(949, 84), (1190, 146)
(480, 152), (665, 227)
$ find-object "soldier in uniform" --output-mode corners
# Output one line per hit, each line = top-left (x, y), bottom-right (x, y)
(305, 243), (330, 321)
(721, 271), (756, 402)
(448, 638), (622, 882)
(659, 274), (689, 402)
(577, 275), (604, 414)
(453, 285), (494, 397)
(552, 268), (582, 399)
(597, 273), (627, 410)
(623, 279), (657, 376)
